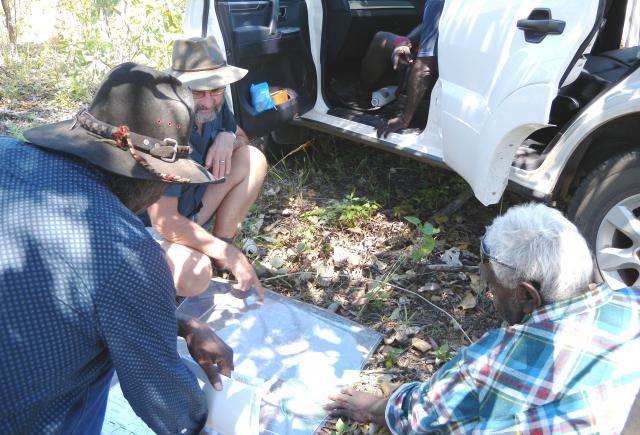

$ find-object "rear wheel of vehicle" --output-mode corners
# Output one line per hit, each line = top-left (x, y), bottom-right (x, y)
(568, 151), (640, 289)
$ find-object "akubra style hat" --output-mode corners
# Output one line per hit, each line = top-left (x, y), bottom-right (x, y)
(167, 36), (248, 90)
(23, 63), (217, 184)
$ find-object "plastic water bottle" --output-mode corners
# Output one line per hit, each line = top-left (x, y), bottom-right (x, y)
(371, 85), (398, 107)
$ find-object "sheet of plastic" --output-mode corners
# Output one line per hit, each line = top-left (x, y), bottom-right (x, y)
(102, 279), (381, 435)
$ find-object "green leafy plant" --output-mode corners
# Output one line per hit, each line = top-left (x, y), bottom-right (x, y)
(364, 289), (389, 312)
(303, 193), (379, 228)
(430, 343), (453, 366)
(330, 417), (358, 435)
(405, 216), (440, 261)
(383, 346), (404, 368)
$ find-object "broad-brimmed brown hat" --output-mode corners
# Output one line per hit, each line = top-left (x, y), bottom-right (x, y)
(167, 36), (248, 90)
(23, 63), (218, 184)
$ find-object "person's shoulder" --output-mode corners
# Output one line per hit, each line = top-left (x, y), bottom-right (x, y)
(605, 285), (640, 314)
(612, 286), (640, 299)
(463, 327), (508, 357)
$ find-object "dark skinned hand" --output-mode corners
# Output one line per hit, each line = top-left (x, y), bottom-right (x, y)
(183, 318), (234, 391)
(376, 115), (409, 138)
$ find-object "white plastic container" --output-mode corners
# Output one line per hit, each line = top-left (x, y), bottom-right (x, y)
(371, 85), (398, 107)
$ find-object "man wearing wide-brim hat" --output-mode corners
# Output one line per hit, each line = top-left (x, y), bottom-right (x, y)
(140, 36), (267, 297)
(0, 63), (234, 433)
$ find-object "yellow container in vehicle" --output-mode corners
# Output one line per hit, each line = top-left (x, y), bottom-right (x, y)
(270, 88), (289, 106)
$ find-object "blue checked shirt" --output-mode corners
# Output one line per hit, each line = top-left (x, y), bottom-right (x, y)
(0, 138), (207, 434)
(386, 284), (640, 434)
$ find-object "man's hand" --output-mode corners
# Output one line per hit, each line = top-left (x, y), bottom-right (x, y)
(179, 315), (234, 391)
(221, 243), (265, 302)
(376, 115), (409, 138)
(391, 45), (413, 70)
(205, 131), (236, 179)
(324, 388), (389, 427)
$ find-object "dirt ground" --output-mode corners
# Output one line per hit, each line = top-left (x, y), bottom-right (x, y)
(1, 89), (527, 435)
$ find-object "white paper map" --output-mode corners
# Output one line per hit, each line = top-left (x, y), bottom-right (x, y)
(102, 279), (381, 435)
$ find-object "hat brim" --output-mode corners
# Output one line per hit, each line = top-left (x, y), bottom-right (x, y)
(23, 120), (219, 184)
(169, 64), (248, 90)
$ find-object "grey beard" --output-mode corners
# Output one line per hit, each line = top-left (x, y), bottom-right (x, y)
(195, 107), (219, 124)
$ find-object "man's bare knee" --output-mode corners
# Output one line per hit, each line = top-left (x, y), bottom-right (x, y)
(174, 252), (212, 297)
(233, 145), (268, 181)
(161, 242), (213, 297)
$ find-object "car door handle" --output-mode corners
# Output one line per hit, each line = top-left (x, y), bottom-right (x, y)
(517, 8), (566, 44)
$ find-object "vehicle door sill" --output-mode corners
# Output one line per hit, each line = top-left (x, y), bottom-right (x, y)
(291, 117), (448, 169)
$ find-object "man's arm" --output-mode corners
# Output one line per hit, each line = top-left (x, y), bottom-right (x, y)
(407, 24), (422, 47)
(96, 240), (208, 434)
(147, 195), (263, 297)
(384, 352), (476, 433)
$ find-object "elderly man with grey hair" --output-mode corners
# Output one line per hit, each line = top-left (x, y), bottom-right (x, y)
(325, 203), (640, 434)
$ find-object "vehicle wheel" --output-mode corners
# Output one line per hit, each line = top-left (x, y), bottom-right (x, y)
(568, 151), (640, 289)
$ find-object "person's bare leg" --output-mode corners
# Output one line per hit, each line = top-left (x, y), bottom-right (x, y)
(377, 56), (438, 138)
(157, 240), (213, 297)
(361, 31), (399, 91)
(197, 144), (267, 240)
(324, 388), (389, 427)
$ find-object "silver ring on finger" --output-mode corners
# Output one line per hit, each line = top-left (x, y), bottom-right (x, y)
(219, 160), (225, 164)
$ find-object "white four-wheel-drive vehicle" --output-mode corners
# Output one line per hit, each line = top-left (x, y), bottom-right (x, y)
(183, 0), (640, 289)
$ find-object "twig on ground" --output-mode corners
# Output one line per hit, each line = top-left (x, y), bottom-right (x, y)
(383, 282), (472, 344)
(418, 264), (479, 273)
(429, 188), (473, 221)
(272, 139), (313, 167)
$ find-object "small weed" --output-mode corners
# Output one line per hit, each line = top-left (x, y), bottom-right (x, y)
(5, 121), (26, 141)
(426, 323), (447, 340)
(269, 165), (310, 197)
(383, 347), (404, 368)
(360, 289), (390, 316)
(302, 193), (379, 229)
(430, 343), (453, 367)
(331, 417), (358, 435)
(405, 216), (440, 261)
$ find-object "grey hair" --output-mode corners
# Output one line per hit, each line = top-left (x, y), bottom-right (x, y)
(484, 203), (593, 303)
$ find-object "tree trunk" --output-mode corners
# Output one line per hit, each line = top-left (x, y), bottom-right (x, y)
(1, 0), (17, 46)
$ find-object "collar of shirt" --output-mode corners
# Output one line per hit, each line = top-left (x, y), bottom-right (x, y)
(523, 283), (612, 325)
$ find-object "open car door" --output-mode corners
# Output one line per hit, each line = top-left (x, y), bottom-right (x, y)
(184, 0), (317, 137)
(437, 0), (603, 205)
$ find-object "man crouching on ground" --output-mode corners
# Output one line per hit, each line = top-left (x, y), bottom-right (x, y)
(0, 63), (233, 433)
(139, 36), (267, 298)
(325, 203), (640, 433)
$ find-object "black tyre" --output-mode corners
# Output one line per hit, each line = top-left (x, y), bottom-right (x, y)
(568, 150), (640, 289)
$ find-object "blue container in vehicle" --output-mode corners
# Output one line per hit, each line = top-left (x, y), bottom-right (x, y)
(250, 82), (276, 112)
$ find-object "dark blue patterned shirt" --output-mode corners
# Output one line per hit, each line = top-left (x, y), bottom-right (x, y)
(0, 137), (207, 434)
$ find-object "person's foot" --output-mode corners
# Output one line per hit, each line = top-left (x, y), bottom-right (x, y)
(324, 387), (389, 427)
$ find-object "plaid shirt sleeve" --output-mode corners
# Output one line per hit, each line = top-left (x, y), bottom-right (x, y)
(384, 336), (491, 434)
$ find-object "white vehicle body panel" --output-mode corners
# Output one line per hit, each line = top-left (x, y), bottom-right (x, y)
(437, 0), (600, 205)
(510, 68), (640, 197)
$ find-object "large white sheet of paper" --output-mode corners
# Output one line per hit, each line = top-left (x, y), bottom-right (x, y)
(102, 279), (381, 435)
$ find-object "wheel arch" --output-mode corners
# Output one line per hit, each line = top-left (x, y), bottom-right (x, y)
(553, 112), (640, 201)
